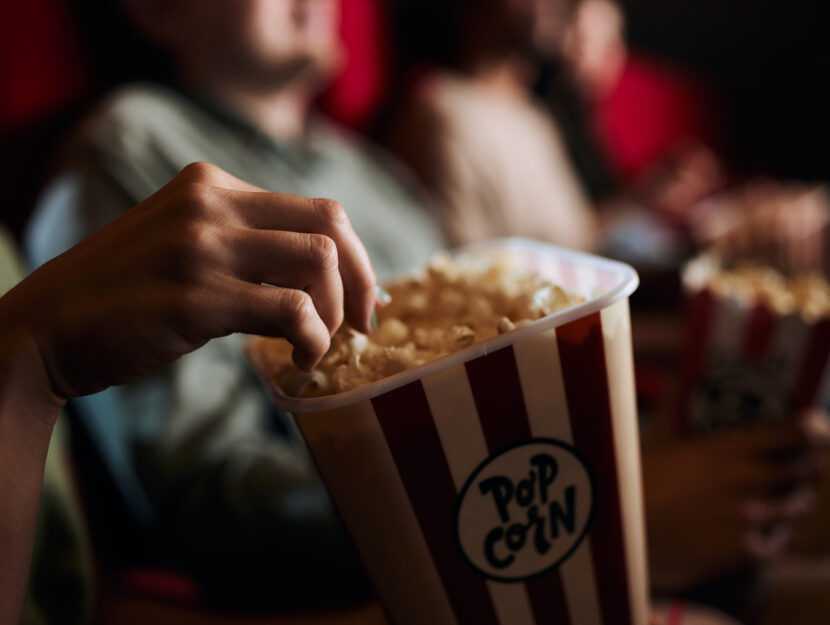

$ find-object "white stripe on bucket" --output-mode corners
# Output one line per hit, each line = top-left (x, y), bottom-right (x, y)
(514, 327), (603, 625)
(422, 365), (537, 625)
(422, 365), (490, 487)
(601, 300), (649, 625)
(297, 401), (458, 625)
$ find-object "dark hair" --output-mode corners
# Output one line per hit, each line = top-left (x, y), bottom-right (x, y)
(69, 0), (173, 94)
(391, 0), (468, 72)
(370, 0), (473, 141)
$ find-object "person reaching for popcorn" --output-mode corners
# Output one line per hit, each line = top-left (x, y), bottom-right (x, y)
(1, 163), (378, 625)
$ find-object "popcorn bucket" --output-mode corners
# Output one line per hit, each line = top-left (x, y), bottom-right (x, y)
(249, 239), (646, 625)
(677, 255), (830, 435)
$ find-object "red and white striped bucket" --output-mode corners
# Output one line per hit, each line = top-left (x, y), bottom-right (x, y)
(250, 239), (645, 625)
(677, 256), (830, 435)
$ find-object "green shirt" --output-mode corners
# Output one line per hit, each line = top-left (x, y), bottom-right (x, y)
(29, 83), (443, 281)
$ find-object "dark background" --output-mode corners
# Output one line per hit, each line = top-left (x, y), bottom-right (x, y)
(621, 0), (830, 179)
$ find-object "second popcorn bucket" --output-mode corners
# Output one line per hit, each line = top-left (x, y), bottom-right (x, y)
(676, 254), (830, 435)
(249, 239), (646, 625)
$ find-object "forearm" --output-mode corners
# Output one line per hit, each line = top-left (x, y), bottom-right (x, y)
(0, 309), (64, 625)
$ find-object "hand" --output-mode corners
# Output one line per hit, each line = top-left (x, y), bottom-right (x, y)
(691, 181), (830, 272)
(0, 162), (377, 402)
(643, 411), (830, 592)
(636, 144), (724, 220)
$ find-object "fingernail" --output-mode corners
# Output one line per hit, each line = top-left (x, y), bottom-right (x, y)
(375, 285), (392, 305)
(370, 310), (378, 332)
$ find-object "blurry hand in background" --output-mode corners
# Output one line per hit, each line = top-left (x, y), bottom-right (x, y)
(691, 182), (830, 273)
(643, 409), (830, 593)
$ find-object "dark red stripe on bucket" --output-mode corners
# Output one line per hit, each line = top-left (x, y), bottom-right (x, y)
(372, 382), (499, 625)
(676, 289), (716, 434)
(557, 311), (633, 625)
(791, 319), (830, 411)
(465, 345), (532, 451)
(742, 305), (776, 361)
(466, 346), (571, 625)
(523, 574), (571, 625)
(686, 290), (716, 380)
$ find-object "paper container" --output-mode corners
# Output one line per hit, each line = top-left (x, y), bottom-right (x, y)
(248, 239), (646, 625)
(676, 255), (830, 435)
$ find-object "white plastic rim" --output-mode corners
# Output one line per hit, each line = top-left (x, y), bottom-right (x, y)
(251, 238), (639, 414)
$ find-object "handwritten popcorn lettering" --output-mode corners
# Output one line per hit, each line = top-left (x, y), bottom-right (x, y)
(455, 439), (595, 582)
(479, 454), (577, 569)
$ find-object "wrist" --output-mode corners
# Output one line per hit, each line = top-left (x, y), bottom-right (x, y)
(0, 299), (61, 625)
(0, 292), (65, 429)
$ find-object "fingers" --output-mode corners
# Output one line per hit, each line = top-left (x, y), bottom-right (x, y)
(711, 421), (809, 461)
(749, 421), (813, 459)
(648, 611), (667, 625)
(786, 189), (830, 271)
(217, 281), (331, 371)
(742, 487), (816, 563)
(801, 408), (830, 449)
(170, 163), (378, 348)
(218, 190), (377, 332)
(176, 161), (266, 193)
(733, 457), (814, 497)
(743, 486), (816, 527)
(744, 522), (794, 562)
(308, 198), (377, 333)
(225, 228), (344, 335)
(716, 419), (829, 496)
(706, 183), (829, 270)
(753, 415), (830, 468)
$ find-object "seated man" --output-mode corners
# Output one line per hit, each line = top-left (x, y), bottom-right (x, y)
(26, 0), (443, 605)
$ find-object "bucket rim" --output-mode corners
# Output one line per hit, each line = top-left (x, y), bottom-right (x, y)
(248, 238), (639, 413)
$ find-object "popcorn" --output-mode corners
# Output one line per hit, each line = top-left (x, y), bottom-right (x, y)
(701, 259), (830, 320)
(374, 318), (410, 346)
(268, 253), (582, 397)
(332, 362), (365, 393)
(445, 325), (476, 350)
(497, 317), (516, 334)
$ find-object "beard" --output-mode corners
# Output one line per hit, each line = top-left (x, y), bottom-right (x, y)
(223, 38), (344, 92)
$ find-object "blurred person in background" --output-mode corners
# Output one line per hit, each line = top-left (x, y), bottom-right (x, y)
(24, 0), (444, 607)
(379, 0), (830, 619)
(619, 0), (830, 183)
(556, 0), (830, 275)
(690, 182), (830, 275)
(380, 0), (726, 268)
(381, 0), (598, 251)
